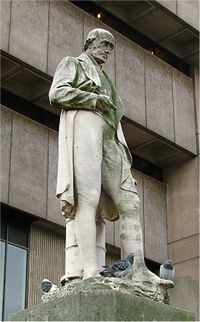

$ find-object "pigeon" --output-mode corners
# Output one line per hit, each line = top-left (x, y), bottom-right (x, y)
(159, 259), (175, 280)
(100, 253), (134, 277)
(41, 279), (58, 293)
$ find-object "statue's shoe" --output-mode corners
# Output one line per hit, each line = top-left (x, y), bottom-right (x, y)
(132, 268), (174, 289)
(82, 269), (102, 280)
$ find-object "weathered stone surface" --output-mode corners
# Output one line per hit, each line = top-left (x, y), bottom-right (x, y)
(0, 106), (12, 203)
(173, 69), (197, 154)
(10, 282), (194, 321)
(42, 276), (174, 304)
(114, 219), (121, 248)
(132, 169), (144, 233)
(1, 0), (12, 52)
(49, 27), (149, 282)
(116, 34), (146, 126)
(105, 220), (115, 245)
(114, 169), (144, 248)
(143, 175), (168, 263)
(145, 52), (174, 141)
(9, 113), (48, 217)
(48, 1), (83, 76)
(47, 130), (65, 226)
(9, 0), (49, 72)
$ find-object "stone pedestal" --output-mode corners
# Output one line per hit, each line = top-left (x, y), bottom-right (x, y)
(10, 278), (194, 321)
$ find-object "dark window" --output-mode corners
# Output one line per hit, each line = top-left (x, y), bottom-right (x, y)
(2, 244), (27, 321)
(0, 204), (31, 321)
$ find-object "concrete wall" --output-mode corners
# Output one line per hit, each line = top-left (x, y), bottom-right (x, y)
(0, 105), (168, 263)
(192, 66), (199, 151)
(164, 158), (199, 319)
(0, 105), (65, 226)
(156, 0), (199, 30)
(1, 0), (197, 154)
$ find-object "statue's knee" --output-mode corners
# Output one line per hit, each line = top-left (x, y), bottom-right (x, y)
(117, 193), (140, 214)
(79, 189), (100, 209)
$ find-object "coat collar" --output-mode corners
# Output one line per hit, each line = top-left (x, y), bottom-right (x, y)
(77, 52), (101, 87)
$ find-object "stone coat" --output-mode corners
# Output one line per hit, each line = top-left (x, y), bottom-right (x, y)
(49, 52), (137, 221)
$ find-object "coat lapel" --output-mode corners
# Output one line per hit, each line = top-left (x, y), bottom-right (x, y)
(77, 53), (101, 87)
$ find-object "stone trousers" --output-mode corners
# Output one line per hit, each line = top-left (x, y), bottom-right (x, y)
(65, 111), (143, 278)
(73, 110), (138, 212)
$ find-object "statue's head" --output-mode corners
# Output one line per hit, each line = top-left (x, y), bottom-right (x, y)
(84, 28), (115, 65)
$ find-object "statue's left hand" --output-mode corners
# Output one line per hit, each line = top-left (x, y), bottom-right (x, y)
(96, 94), (116, 113)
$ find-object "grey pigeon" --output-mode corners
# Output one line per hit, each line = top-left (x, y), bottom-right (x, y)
(159, 259), (175, 280)
(100, 253), (134, 277)
(41, 279), (58, 293)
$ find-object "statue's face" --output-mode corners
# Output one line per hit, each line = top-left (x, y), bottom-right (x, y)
(88, 32), (114, 65)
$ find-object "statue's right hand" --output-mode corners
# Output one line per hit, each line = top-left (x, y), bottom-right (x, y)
(96, 94), (116, 113)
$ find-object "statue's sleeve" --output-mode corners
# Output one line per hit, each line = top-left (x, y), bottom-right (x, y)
(49, 56), (98, 110)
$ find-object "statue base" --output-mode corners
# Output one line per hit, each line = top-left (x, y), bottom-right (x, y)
(10, 278), (194, 321)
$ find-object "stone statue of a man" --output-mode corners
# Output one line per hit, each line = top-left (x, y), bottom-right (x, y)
(49, 28), (168, 286)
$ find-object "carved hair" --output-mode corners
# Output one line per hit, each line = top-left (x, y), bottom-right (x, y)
(83, 38), (95, 51)
(83, 28), (114, 51)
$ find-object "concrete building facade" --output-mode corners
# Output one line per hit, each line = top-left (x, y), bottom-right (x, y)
(1, 0), (199, 320)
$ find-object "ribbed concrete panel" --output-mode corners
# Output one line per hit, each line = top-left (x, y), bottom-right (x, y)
(145, 52), (174, 141)
(47, 131), (65, 226)
(173, 69), (197, 154)
(9, 113), (48, 217)
(0, 106), (12, 203)
(9, 0), (49, 72)
(83, 12), (116, 83)
(116, 34), (146, 126)
(1, 0), (12, 51)
(48, 1), (84, 76)
(143, 174), (167, 263)
(28, 224), (65, 307)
